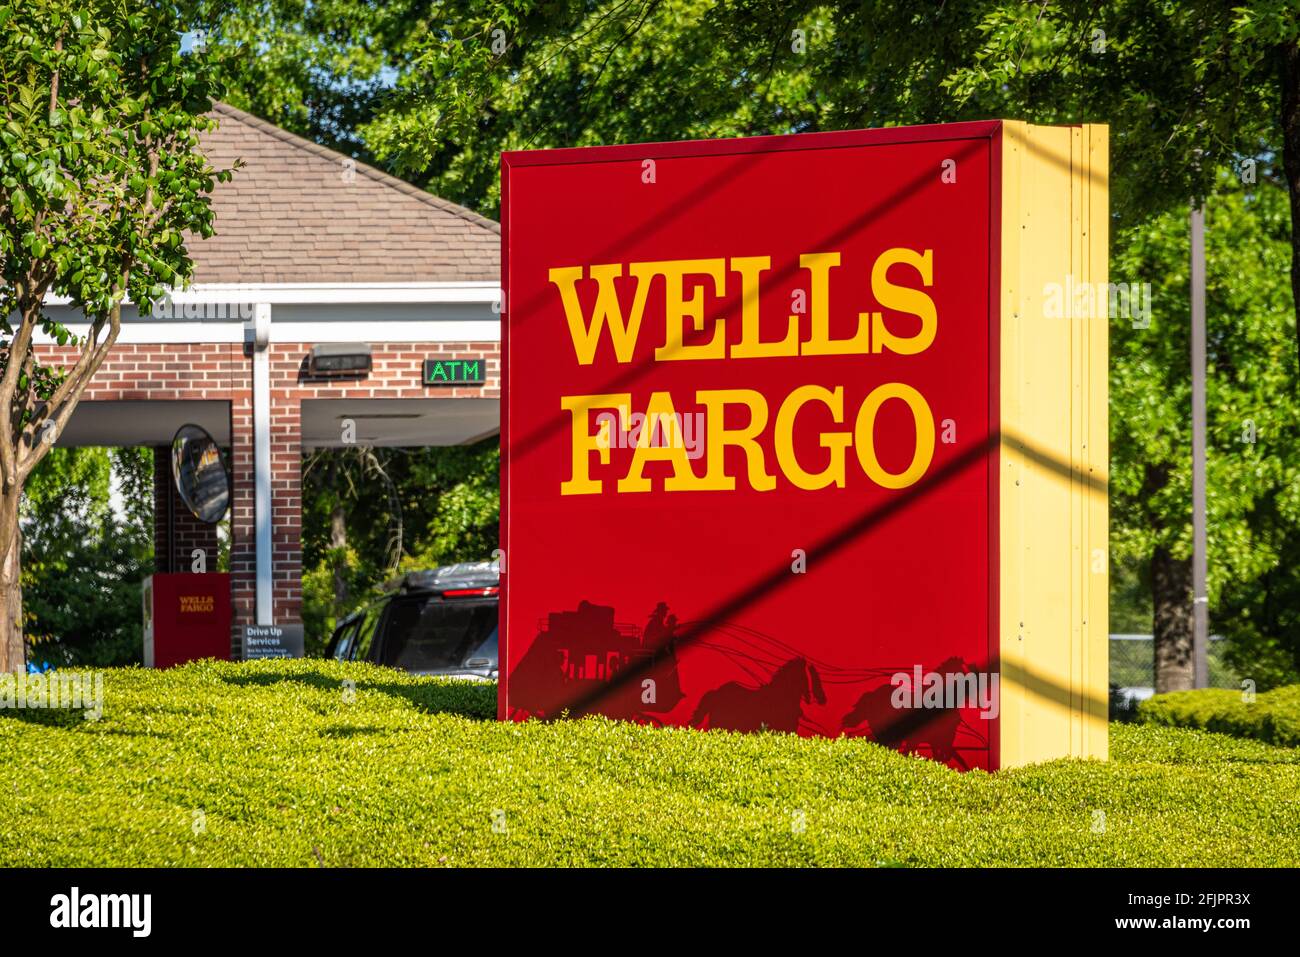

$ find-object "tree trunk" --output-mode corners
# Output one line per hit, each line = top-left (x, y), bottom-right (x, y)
(0, 491), (25, 673)
(1281, 40), (1300, 377)
(1152, 545), (1194, 693)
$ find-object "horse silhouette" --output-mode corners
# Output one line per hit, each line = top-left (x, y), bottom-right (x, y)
(689, 656), (826, 733)
(842, 656), (974, 768)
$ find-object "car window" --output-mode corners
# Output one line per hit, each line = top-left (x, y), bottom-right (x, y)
(330, 619), (360, 661)
(473, 626), (498, 662)
(354, 607), (380, 662)
(379, 597), (497, 671)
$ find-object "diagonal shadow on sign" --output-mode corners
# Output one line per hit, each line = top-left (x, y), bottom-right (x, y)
(546, 426), (1108, 722)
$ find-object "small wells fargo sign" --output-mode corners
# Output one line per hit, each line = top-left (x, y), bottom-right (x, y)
(179, 594), (215, 614)
(500, 121), (1109, 770)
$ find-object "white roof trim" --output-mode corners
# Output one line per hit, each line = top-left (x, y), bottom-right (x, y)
(45, 281), (502, 307)
(32, 284), (504, 344)
(32, 319), (501, 345)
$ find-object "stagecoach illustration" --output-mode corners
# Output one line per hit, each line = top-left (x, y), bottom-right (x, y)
(508, 600), (685, 723)
(508, 599), (990, 768)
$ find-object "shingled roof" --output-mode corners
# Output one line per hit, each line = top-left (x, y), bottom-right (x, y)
(190, 102), (499, 284)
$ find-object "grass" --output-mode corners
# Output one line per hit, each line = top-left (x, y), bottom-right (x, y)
(1137, 684), (1300, 749)
(1, 659), (1297, 867)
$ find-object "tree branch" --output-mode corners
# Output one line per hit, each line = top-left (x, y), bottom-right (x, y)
(18, 302), (122, 483)
(49, 33), (63, 120)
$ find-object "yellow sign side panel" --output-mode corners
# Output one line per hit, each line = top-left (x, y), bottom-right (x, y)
(1084, 124), (1110, 760)
(998, 121), (1109, 768)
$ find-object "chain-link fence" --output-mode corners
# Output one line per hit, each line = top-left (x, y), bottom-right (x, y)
(1109, 634), (1239, 689)
(1108, 634), (1240, 719)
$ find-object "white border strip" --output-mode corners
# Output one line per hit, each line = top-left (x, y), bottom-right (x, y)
(34, 320), (502, 345)
(35, 282), (503, 344)
(45, 281), (501, 307)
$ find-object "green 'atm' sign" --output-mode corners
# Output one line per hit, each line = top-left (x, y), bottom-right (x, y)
(423, 358), (486, 386)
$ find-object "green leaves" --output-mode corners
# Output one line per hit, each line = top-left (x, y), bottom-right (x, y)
(1139, 685), (1300, 748)
(1, 0), (227, 332)
(21, 447), (153, 666)
(0, 659), (1298, 865)
(15, 84), (38, 112)
(0, 1), (231, 653)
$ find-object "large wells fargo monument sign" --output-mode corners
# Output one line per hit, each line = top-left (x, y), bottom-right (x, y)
(500, 121), (1108, 770)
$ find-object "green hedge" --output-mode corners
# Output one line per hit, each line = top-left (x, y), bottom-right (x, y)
(1, 660), (1298, 866)
(1137, 684), (1300, 748)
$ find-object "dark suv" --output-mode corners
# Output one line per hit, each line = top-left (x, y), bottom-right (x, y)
(326, 562), (499, 679)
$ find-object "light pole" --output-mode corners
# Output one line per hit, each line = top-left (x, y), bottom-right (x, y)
(1191, 202), (1209, 689)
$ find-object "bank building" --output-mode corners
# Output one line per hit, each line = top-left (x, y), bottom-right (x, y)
(40, 103), (501, 658)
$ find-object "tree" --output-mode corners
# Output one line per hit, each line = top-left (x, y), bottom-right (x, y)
(1110, 176), (1300, 690)
(0, 0), (228, 672)
(22, 447), (154, 666)
(355, 0), (820, 213)
(192, 0), (431, 162)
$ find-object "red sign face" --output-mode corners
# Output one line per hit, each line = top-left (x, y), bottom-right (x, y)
(502, 123), (1000, 770)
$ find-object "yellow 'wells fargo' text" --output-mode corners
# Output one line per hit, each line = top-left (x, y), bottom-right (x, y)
(549, 249), (939, 495)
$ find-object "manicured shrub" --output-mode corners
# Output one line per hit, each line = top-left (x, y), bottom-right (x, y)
(1, 660), (1297, 866)
(1137, 684), (1300, 748)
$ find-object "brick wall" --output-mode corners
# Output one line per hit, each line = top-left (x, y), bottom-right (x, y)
(34, 339), (500, 657)
(152, 447), (221, 573)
